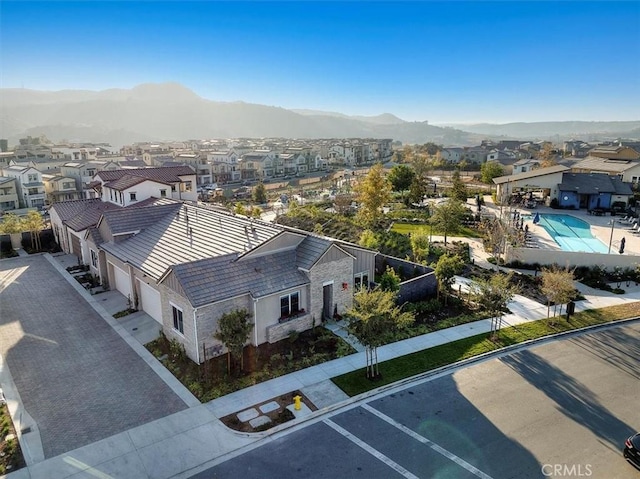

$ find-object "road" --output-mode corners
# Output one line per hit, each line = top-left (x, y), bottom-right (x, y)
(189, 321), (640, 479)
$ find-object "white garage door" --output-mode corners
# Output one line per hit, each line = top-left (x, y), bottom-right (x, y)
(110, 263), (131, 299)
(138, 280), (163, 324)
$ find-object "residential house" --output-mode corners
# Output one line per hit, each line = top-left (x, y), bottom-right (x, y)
(92, 166), (198, 205)
(440, 148), (464, 163)
(174, 153), (212, 186)
(0, 177), (20, 212)
(207, 150), (240, 183)
(90, 200), (378, 363)
(0, 165), (46, 208)
(60, 160), (120, 199)
(237, 151), (277, 180)
(512, 158), (542, 175)
(588, 146), (640, 161)
(42, 174), (83, 204)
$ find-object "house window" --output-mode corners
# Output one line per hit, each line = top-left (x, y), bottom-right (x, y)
(160, 189), (167, 197)
(354, 271), (369, 290)
(28, 174), (38, 182)
(129, 192), (137, 201)
(183, 181), (192, 192)
(280, 292), (300, 317)
(172, 305), (184, 334)
(90, 249), (98, 268)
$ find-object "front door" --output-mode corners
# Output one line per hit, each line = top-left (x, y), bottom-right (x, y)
(323, 284), (333, 320)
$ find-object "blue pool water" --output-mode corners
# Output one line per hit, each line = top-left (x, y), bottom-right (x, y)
(533, 214), (609, 253)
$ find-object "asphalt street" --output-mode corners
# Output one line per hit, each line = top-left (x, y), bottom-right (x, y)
(190, 321), (640, 479)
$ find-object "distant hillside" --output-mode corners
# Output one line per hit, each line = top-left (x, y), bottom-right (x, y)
(441, 121), (640, 140)
(0, 83), (478, 147)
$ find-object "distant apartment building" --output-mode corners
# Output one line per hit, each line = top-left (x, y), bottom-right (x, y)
(42, 173), (84, 204)
(1, 165), (46, 208)
(0, 177), (20, 212)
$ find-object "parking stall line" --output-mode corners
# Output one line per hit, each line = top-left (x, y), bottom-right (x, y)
(361, 404), (494, 479)
(324, 419), (421, 479)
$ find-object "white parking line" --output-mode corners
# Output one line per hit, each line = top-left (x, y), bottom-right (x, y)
(324, 419), (421, 479)
(362, 403), (494, 479)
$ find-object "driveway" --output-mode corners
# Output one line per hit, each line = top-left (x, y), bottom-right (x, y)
(0, 255), (187, 458)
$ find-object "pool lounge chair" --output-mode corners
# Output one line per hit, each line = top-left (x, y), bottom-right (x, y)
(618, 215), (632, 223)
(628, 224), (640, 234)
(626, 220), (639, 230)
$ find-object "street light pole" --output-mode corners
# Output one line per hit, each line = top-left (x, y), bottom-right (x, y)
(608, 219), (615, 254)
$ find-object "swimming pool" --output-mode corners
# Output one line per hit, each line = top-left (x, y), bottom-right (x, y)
(533, 214), (609, 253)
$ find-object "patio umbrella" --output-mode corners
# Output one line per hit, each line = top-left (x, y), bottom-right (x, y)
(533, 212), (540, 225)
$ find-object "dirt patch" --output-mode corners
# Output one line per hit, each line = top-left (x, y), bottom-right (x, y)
(220, 390), (317, 433)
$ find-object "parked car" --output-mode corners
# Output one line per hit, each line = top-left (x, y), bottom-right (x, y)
(624, 432), (640, 469)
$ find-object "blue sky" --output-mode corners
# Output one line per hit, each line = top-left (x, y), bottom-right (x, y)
(2, 1), (639, 123)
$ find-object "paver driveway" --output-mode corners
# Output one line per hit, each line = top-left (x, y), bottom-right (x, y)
(0, 255), (187, 458)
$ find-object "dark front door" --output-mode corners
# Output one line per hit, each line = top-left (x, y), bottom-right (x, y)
(323, 284), (333, 320)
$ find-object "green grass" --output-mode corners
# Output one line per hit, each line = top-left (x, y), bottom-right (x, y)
(391, 222), (479, 238)
(332, 303), (639, 397)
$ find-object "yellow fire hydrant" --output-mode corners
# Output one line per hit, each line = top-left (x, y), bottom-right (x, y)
(293, 395), (302, 411)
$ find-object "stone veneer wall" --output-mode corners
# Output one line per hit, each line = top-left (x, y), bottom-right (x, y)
(309, 255), (354, 319)
(266, 314), (315, 343)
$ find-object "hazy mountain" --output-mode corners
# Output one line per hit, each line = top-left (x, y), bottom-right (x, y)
(0, 83), (477, 147)
(442, 121), (640, 140)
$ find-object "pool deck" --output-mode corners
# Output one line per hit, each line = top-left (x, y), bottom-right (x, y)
(482, 198), (640, 256)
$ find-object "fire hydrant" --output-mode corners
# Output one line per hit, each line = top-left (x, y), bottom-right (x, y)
(293, 395), (302, 411)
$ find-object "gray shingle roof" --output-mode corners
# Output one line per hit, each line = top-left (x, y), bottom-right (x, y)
(100, 204), (283, 279)
(100, 203), (181, 235)
(50, 198), (105, 221)
(66, 202), (121, 231)
(169, 250), (309, 307)
(558, 173), (633, 195)
(95, 166), (195, 184)
(296, 235), (332, 270)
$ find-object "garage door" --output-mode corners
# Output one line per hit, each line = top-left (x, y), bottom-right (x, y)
(138, 280), (163, 324)
(110, 263), (131, 299)
(70, 233), (82, 258)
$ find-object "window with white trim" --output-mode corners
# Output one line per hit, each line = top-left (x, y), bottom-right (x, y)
(280, 292), (300, 317)
(172, 305), (184, 334)
(160, 189), (167, 197)
(354, 271), (369, 290)
(90, 249), (98, 268)
(129, 192), (137, 201)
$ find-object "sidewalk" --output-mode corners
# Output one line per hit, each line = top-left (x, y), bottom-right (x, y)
(5, 255), (640, 479)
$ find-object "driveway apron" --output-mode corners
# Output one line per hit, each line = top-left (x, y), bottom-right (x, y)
(0, 255), (187, 458)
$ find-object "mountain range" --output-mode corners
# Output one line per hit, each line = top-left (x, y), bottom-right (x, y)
(1, 83), (638, 148)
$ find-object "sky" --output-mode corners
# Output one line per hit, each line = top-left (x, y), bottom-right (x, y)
(1, 1), (639, 124)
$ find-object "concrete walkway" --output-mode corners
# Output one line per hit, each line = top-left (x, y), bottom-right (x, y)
(4, 254), (640, 478)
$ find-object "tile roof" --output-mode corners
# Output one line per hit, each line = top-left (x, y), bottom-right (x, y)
(50, 198), (104, 221)
(106, 175), (157, 191)
(296, 235), (333, 270)
(558, 173), (633, 195)
(169, 250), (309, 307)
(493, 165), (569, 184)
(100, 203), (181, 235)
(95, 166), (195, 184)
(100, 204), (283, 279)
(66, 202), (121, 232)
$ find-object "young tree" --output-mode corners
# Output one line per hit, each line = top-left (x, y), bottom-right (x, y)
(407, 176), (428, 205)
(354, 163), (391, 225)
(24, 210), (45, 251)
(334, 194), (354, 215)
(234, 202), (248, 216)
(480, 161), (504, 184)
(538, 143), (558, 168)
(387, 164), (415, 199)
(410, 227), (430, 263)
(378, 265), (401, 292)
(471, 273), (519, 340)
(358, 229), (379, 249)
(540, 265), (576, 322)
(0, 213), (24, 235)
(252, 182), (267, 204)
(214, 309), (253, 375)
(347, 287), (415, 379)
(450, 169), (468, 203)
(434, 254), (465, 305)
(429, 199), (468, 245)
